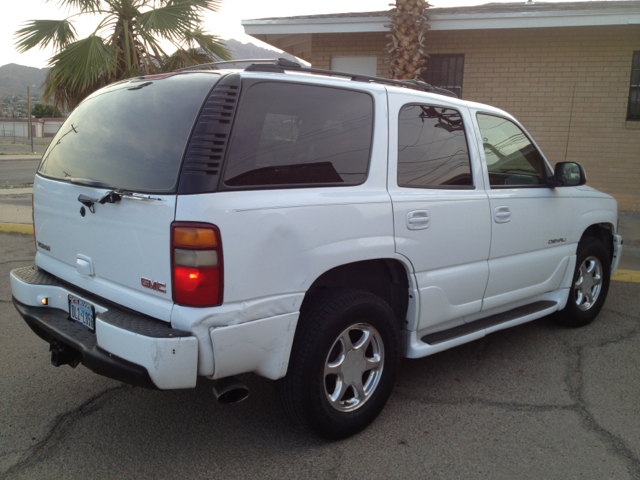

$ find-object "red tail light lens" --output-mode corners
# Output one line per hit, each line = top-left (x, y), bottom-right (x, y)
(171, 222), (223, 307)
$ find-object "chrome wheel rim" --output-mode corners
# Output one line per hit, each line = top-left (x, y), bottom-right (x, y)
(574, 255), (603, 311)
(324, 323), (384, 413)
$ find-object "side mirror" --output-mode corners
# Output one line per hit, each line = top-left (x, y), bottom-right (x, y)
(550, 162), (587, 187)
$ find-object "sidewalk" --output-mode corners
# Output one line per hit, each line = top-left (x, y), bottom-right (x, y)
(0, 154), (42, 161)
(0, 187), (33, 234)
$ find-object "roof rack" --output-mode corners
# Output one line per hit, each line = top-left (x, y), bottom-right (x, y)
(176, 59), (281, 72)
(244, 58), (458, 98)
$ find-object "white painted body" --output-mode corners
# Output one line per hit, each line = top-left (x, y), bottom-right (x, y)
(11, 71), (620, 389)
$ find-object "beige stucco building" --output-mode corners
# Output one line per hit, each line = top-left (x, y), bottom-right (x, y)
(244, 1), (640, 210)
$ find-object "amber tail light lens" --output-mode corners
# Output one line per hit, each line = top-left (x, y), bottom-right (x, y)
(171, 223), (223, 307)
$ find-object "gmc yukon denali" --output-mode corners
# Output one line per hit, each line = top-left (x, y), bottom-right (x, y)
(10, 59), (623, 439)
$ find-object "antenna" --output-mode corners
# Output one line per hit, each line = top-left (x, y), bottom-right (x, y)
(563, 83), (577, 162)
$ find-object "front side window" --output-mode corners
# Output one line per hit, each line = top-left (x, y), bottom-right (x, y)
(628, 51), (640, 121)
(223, 82), (373, 188)
(398, 104), (473, 189)
(477, 113), (548, 188)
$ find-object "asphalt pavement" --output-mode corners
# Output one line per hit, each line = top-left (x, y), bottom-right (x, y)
(0, 155), (41, 187)
(1, 232), (639, 478)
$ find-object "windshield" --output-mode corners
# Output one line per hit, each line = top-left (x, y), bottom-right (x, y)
(38, 72), (220, 193)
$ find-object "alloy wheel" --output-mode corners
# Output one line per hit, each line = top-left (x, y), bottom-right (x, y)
(323, 323), (384, 412)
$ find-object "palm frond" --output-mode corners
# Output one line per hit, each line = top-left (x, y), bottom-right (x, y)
(162, 0), (224, 14)
(119, 66), (145, 79)
(183, 29), (231, 60)
(14, 20), (78, 53)
(137, 2), (199, 40)
(161, 48), (213, 71)
(47, 0), (104, 13)
(44, 34), (117, 109)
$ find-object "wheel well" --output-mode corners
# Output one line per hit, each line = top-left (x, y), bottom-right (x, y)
(581, 223), (614, 260)
(304, 259), (410, 328)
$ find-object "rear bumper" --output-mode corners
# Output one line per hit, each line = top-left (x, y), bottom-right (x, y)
(10, 267), (198, 390)
(13, 298), (157, 389)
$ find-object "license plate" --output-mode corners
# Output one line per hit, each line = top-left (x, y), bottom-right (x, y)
(68, 294), (95, 332)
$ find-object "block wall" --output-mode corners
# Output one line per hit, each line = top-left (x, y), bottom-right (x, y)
(312, 26), (640, 211)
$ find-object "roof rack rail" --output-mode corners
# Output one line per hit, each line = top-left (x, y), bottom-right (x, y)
(244, 58), (458, 98)
(176, 59), (281, 72)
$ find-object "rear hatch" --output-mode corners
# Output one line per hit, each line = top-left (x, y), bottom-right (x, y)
(33, 72), (222, 321)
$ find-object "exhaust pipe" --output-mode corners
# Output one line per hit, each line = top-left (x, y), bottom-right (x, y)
(212, 377), (249, 404)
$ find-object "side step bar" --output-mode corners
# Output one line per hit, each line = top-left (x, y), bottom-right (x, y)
(421, 300), (558, 345)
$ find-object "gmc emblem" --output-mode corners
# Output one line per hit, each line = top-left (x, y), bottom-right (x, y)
(141, 277), (167, 293)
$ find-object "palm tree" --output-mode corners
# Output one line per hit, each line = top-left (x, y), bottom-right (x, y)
(387, 0), (431, 80)
(15, 0), (231, 110)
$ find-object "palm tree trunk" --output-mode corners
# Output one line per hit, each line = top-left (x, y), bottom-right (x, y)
(387, 0), (431, 80)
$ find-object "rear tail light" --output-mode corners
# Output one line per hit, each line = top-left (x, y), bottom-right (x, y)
(171, 223), (223, 307)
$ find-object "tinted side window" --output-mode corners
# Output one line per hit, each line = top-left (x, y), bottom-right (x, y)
(398, 105), (473, 188)
(477, 113), (548, 187)
(223, 82), (373, 188)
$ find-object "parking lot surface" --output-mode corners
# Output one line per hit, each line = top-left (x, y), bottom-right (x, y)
(1, 232), (639, 479)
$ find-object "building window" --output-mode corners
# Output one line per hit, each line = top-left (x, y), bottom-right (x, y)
(421, 54), (464, 98)
(628, 51), (640, 121)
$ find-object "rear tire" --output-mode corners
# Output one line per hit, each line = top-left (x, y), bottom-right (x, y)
(555, 236), (610, 328)
(277, 289), (400, 440)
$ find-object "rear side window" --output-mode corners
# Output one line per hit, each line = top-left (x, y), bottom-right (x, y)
(397, 105), (473, 188)
(38, 73), (220, 193)
(223, 82), (373, 188)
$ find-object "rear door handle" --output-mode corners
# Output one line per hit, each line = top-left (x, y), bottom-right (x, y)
(494, 206), (511, 223)
(407, 210), (430, 230)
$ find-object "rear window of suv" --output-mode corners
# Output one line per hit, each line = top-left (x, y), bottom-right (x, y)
(38, 72), (220, 193)
(222, 82), (374, 188)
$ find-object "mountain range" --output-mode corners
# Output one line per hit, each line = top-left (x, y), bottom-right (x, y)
(0, 39), (298, 97)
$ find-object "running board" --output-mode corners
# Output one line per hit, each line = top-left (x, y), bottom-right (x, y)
(421, 300), (558, 345)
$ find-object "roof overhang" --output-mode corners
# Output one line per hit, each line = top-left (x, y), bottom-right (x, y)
(243, 4), (640, 61)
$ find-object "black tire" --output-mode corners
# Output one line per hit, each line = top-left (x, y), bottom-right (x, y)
(555, 236), (611, 328)
(277, 289), (400, 440)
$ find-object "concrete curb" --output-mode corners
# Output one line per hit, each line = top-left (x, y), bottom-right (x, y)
(611, 269), (640, 283)
(0, 223), (32, 235)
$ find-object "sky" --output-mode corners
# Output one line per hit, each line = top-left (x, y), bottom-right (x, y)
(1, 0), (598, 69)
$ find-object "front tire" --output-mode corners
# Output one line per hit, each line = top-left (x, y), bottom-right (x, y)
(277, 289), (400, 440)
(555, 236), (611, 328)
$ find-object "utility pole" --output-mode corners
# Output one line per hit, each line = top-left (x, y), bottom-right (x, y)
(27, 85), (34, 153)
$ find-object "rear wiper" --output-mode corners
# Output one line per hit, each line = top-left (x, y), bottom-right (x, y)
(100, 189), (162, 203)
(77, 189), (162, 214)
(69, 178), (113, 188)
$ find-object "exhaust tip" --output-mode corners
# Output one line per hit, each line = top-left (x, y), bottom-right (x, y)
(213, 377), (249, 404)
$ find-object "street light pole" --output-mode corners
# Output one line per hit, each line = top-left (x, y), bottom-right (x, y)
(27, 85), (35, 153)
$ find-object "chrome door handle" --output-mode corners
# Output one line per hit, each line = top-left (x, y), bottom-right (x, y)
(407, 210), (430, 230)
(494, 206), (511, 223)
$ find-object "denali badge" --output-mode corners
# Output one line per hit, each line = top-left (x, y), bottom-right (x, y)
(37, 241), (51, 251)
(141, 278), (167, 293)
(548, 238), (566, 244)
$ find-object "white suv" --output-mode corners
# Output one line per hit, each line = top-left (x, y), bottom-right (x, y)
(10, 59), (623, 439)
